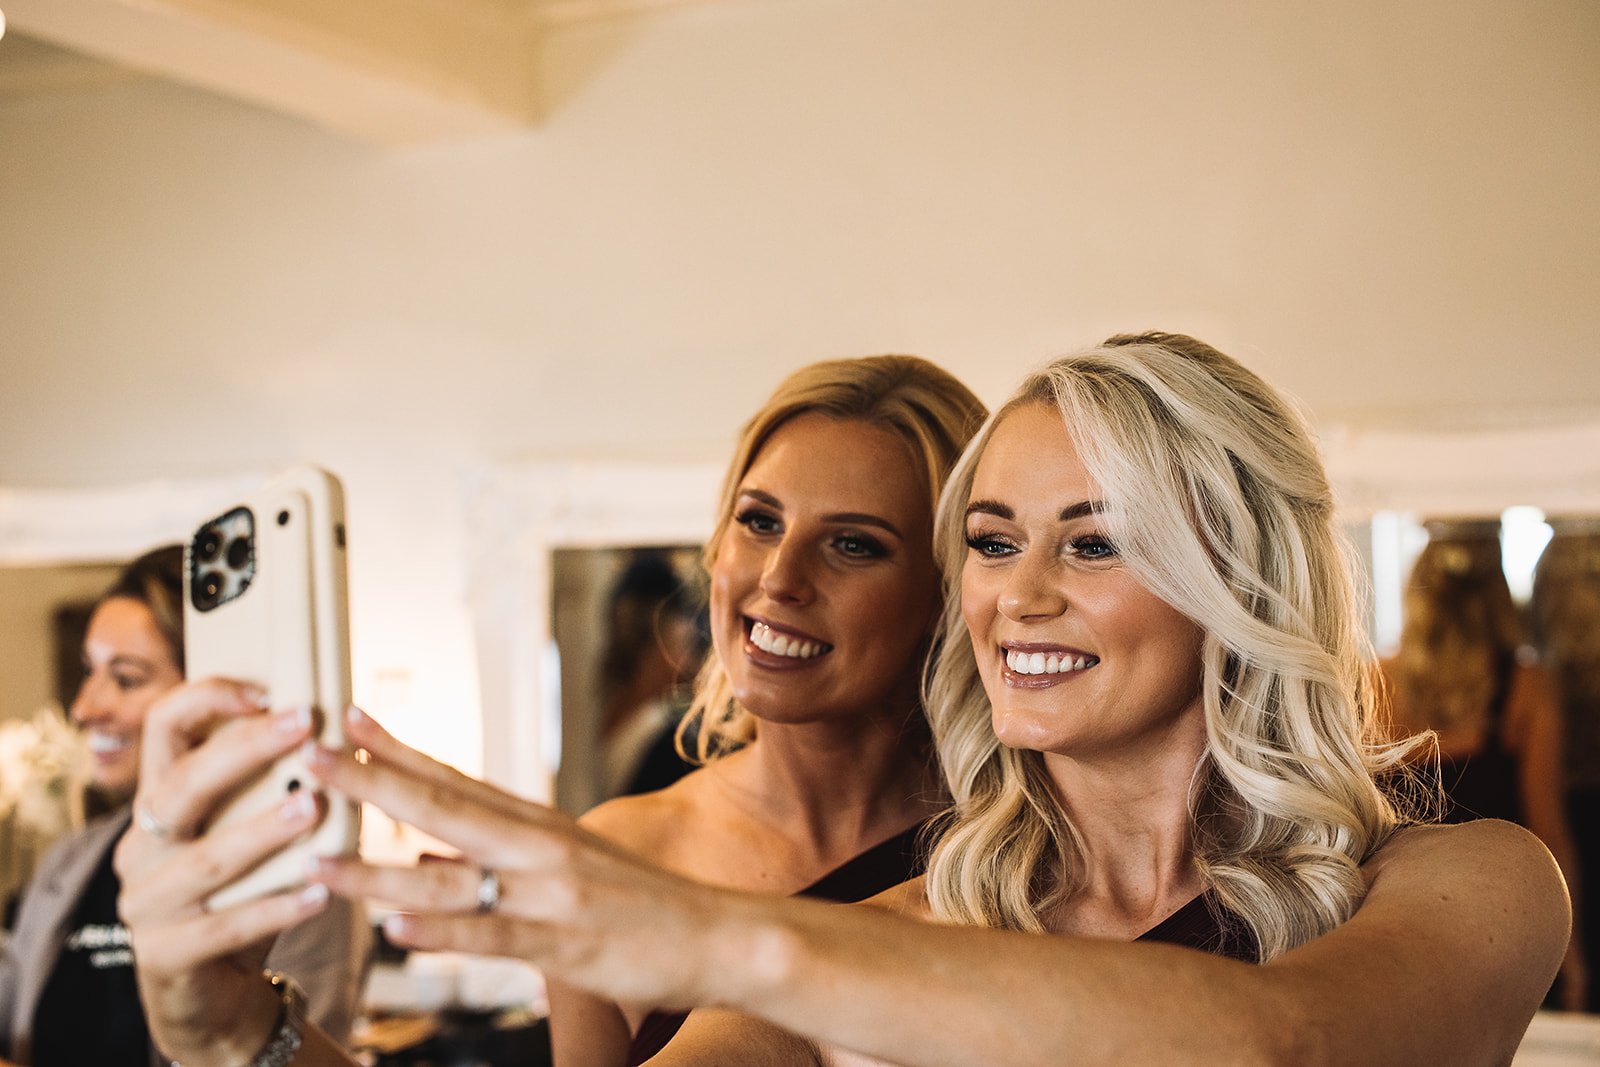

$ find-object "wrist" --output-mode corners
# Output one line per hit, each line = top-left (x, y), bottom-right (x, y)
(700, 891), (805, 1015)
(157, 974), (287, 1067)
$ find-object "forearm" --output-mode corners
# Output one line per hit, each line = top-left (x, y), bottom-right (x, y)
(700, 896), (1289, 1067)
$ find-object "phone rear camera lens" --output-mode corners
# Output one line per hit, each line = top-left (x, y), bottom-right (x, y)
(199, 571), (225, 606)
(196, 530), (222, 562)
(225, 537), (252, 570)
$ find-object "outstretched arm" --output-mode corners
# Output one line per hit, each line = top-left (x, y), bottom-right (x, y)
(651, 822), (1564, 1067)
(309, 711), (1567, 1067)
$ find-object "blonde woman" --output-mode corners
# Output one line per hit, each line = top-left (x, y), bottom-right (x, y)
(119, 335), (1566, 1066)
(550, 356), (986, 1064)
(1383, 529), (1585, 1008)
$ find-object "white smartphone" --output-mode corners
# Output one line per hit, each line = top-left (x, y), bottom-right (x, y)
(183, 465), (360, 909)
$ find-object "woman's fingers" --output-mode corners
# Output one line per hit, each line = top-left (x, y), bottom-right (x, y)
(139, 678), (269, 781)
(311, 855), (489, 914)
(120, 790), (324, 922)
(130, 884), (332, 976)
(307, 745), (565, 866)
(381, 912), (553, 960)
(344, 707), (535, 819)
(134, 706), (314, 842)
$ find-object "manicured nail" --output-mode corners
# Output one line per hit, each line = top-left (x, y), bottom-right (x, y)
(299, 883), (330, 909)
(345, 705), (367, 729)
(281, 791), (316, 820)
(300, 741), (334, 773)
(274, 705), (313, 734)
(245, 685), (271, 709)
(305, 855), (332, 879)
(384, 913), (412, 939)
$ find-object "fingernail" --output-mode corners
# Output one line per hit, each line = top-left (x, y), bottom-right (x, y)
(384, 913), (412, 939)
(245, 685), (271, 709)
(281, 791), (316, 820)
(299, 883), (330, 909)
(275, 705), (313, 734)
(305, 855), (331, 879)
(301, 741), (333, 774)
(346, 705), (367, 729)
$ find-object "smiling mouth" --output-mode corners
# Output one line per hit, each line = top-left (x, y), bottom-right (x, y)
(746, 619), (833, 661)
(1001, 647), (1099, 677)
(85, 731), (133, 755)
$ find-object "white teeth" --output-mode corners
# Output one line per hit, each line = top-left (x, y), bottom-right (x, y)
(1004, 650), (1098, 676)
(87, 732), (130, 754)
(750, 621), (826, 660)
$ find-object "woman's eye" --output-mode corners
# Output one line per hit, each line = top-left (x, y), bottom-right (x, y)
(1071, 536), (1117, 560)
(735, 509), (781, 535)
(965, 532), (1016, 558)
(835, 533), (886, 559)
(113, 674), (146, 692)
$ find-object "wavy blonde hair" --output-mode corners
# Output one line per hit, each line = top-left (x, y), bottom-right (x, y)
(924, 332), (1419, 961)
(678, 355), (988, 762)
(1390, 531), (1523, 737)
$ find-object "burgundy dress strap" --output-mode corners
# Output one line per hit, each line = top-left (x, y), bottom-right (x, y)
(1136, 891), (1260, 963)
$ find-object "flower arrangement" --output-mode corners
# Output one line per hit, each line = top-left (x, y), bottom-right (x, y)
(0, 704), (90, 897)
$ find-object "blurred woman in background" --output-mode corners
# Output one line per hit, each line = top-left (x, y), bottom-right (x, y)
(1533, 520), (1600, 1009)
(1384, 525), (1585, 1008)
(0, 546), (370, 1066)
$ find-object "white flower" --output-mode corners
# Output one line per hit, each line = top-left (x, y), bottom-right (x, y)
(0, 704), (90, 834)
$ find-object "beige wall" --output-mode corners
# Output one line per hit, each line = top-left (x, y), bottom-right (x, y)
(0, 0), (1596, 773)
(0, 563), (121, 725)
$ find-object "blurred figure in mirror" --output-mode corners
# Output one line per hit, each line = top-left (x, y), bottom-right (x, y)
(597, 549), (706, 798)
(0, 546), (370, 1066)
(1533, 519), (1600, 1010)
(1383, 523), (1585, 1009)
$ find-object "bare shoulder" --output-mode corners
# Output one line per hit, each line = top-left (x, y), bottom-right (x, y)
(859, 875), (933, 920)
(578, 771), (708, 863)
(1364, 819), (1564, 889)
(1357, 820), (1570, 959)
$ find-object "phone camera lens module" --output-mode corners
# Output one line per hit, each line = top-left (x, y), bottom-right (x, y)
(196, 529), (222, 562)
(225, 537), (253, 570)
(199, 571), (225, 607)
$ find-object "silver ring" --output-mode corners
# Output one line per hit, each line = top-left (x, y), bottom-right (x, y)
(475, 868), (501, 914)
(134, 803), (181, 841)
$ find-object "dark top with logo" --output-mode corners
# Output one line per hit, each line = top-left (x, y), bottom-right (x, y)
(30, 828), (151, 1066)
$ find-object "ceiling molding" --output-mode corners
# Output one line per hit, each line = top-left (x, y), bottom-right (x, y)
(1, 0), (541, 143)
(0, 0), (732, 141)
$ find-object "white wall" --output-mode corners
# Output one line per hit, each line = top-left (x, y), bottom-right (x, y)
(1, 0), (1597, 778)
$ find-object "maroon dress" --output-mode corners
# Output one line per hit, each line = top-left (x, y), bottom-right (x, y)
(625, 819), (933, 1064)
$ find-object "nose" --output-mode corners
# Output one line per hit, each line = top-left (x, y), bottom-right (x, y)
(70, 671), (109, 727)
(997, 549), (1068, 623)
(758, 532), (815, 605)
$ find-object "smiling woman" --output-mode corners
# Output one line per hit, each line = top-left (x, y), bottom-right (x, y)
(550, 360), (987, 1065)
(0, 547), (370, 1067)
(114, 334), (1570, 1067)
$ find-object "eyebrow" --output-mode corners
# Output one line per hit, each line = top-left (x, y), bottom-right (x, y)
(738, 488), (905, 539)
(964, 499), (1105, 523)
(107, 655), (155, 671)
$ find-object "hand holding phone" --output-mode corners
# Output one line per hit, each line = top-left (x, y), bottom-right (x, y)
(183, 465), (359, 908)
